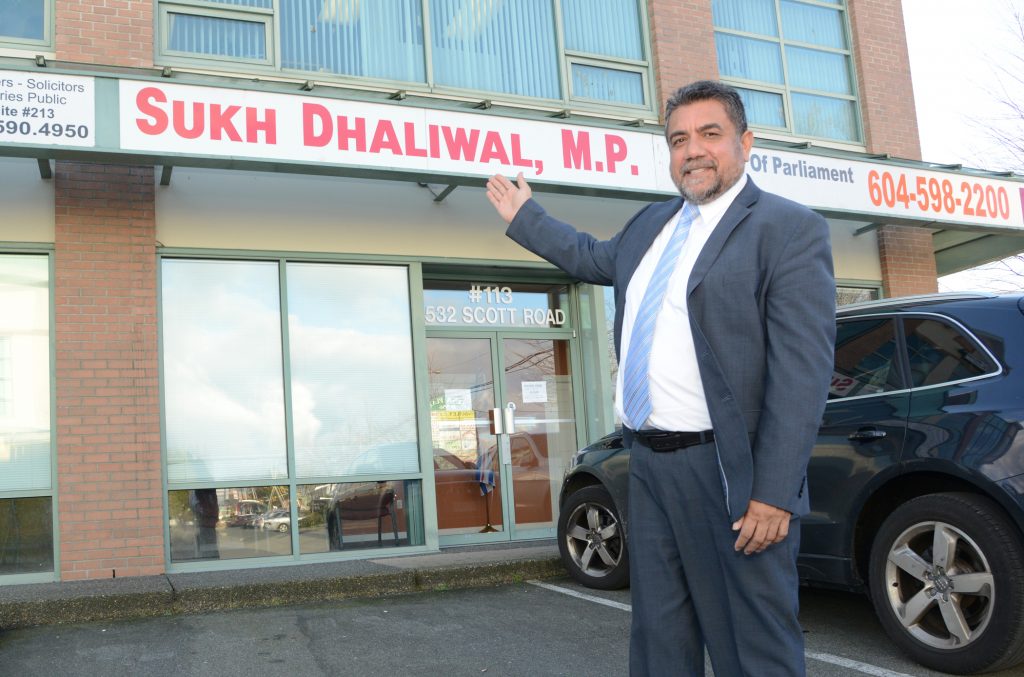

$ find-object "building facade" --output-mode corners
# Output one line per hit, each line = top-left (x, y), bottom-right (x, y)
(1, 0), (1022, 584)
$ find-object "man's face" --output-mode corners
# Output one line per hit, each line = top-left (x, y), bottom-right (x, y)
(666, 98), (753, 204)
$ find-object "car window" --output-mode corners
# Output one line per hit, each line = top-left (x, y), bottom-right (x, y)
(904, 317), (998, 388)
(830, 318), (902, 400)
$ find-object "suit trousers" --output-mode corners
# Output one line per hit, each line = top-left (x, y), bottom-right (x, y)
(628, 439), (805, 677)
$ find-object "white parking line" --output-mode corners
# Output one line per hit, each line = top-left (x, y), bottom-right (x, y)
(805, 652), (917, 677)
(529, 581), (918, 677)
(527, 580), (633, 611)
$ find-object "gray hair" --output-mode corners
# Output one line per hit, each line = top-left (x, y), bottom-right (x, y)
(664, 80), (748, 136)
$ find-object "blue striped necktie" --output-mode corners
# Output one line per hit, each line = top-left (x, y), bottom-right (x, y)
(622, 202), (699, 430)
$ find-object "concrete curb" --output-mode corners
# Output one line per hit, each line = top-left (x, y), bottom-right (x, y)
(0, 553), (564, 629)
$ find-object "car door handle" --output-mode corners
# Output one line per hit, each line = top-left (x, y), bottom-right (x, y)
(849, 427), (887, 442)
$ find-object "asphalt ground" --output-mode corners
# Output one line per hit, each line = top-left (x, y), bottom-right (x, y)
(3, 577), (1022, 677)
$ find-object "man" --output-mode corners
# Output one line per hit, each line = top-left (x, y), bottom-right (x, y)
(486, 80), (835, 676)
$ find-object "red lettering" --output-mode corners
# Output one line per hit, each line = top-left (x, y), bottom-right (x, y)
(135, 87), (168, 135)
(209, 104), (242, 142)
(605, 134), (627, 173)
(442, 126), (480, 161)
(562, 130), (591, 170)
(369, 120), (402, 155)
(302, 103), (333, 147)
(172, 100), (204, 140)
(404, 122), (427, 158)
(510, 134), (533, 168)
(246, 107), (276, 144)
(336, 116), (367, 152)
(428, 124), (441, 159)
(479, 131), (510, 165)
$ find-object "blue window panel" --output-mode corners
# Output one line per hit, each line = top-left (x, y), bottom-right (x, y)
(715, 33), (784, 85)
(780, 0), (846, 49)
(711, 0), (778, 37)
(167, 13), (267, 60)
(792, 92), (858, 141)
(736, 87), (785, 127)
(280, 0), (424, 82)
(0, 0), (45, 40)
(562, 0), (642, 60)
(203, 0), (272, 7)
(571, 64), (643, 105)
(430, 0), (559, 100)
(787, 46), (851, 94)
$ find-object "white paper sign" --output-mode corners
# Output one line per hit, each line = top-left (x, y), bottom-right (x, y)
(444, 389), (472, 411)
(522, 381), (548, 404)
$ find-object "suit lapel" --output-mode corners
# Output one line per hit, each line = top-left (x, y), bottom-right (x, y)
(621, 197), (683, 286)
(687, 179), (761, 296)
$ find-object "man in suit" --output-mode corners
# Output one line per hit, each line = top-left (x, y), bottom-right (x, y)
(486, 80), (835, 676)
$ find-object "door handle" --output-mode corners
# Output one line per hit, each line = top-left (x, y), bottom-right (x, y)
(503, 402), (516, 435)
(489, 408), (504, 435)
(848, 427), (887, 442)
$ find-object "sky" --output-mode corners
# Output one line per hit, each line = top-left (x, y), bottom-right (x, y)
(901, 0), (1024, 291)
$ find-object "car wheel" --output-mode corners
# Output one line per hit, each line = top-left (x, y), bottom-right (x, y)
(868, 492), (1024, 674)
(277, 523), (289, 533)
(558, 485), (629, 590)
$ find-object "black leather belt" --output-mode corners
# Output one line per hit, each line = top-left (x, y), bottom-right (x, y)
(632, 428), (715, 452)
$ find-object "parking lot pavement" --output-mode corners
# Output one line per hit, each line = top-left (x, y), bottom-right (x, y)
(1, 580), (1022, 677)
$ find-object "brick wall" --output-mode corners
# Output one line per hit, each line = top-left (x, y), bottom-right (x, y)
(877, 225), (939, 297)
(55, 0), (154, 68)
(54, 162), (164, 580)
(647, 0), (719, 120)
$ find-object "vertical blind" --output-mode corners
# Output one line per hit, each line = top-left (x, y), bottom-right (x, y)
(167, 13), (267, 60)
(0, 0), (45, 41)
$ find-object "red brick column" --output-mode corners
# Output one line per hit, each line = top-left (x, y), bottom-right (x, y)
(647, 0), (719, 120)
(54, 162), (164, 581)
(849, 0), (937, 295)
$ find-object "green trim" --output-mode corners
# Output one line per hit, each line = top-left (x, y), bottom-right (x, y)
(0, 0), (53, 50)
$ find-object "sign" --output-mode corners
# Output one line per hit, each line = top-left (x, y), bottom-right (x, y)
(423, 284), (567, 328)
(521, 381), (548, 404)
(444, 389), (472, 412)
(0, 72), (95, 147)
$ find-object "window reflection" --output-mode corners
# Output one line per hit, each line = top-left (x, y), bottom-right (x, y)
(0, 497), (53, 574)
(168, 486), (291, 562)
(830, 319), (901, 399)
(297, 481), (424, 554)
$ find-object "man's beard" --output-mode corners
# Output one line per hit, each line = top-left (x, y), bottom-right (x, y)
(676, 173), (724, 205)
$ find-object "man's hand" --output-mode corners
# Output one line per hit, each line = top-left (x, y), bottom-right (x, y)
(486, 172), (532, 224)
(732, 499), (792, 555)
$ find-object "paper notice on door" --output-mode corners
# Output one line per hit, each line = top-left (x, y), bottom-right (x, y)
(444, 389), (472, 411)
(522, 381), (548, 403)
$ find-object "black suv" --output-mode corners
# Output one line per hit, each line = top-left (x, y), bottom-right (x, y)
(557, 292), (1024, 675)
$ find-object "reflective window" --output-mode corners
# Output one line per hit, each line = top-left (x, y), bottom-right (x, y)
(0, 254), (51, 493)
(0, 497), (53, 574)
(157, 0), (653, 111)
(830, 318), (902, 399)
(162, 259), (288, 483)
(0, 0), (46, 42)
(168, 486), (290, 562)
(904, 318), (998, 388)
(287, 263), (418, 477)
(836, 285), (880, 306)
(296, 481), (424, 554)
(712, 0), (861, 142)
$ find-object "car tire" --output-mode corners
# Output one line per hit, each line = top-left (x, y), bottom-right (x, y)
(277, 523), (289, 533)
(868, 492), (1024, 674)
(558, 485), (629, 590)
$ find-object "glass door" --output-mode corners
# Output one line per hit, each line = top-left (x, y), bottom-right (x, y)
(427, 334), (579, 544)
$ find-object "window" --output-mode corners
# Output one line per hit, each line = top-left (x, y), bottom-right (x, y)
(830, 318), (902, 400)
(836, 284), (880, 306)
(0, 0), (49, 46)
(161, 258), (425, 565)
(712, 0), (861, 142)
(904, 317), (998, 388)
(157, 0), (654, 113)
(0, 254), (54, 578)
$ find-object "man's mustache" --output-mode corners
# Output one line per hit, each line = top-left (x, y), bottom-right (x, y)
(682, 161), (715, 174)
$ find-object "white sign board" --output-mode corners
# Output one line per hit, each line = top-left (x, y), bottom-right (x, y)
(0, 71), (95, 147)
(444, 389), (472, 412)
(521, 381), (548, 404)
(113, 79), (1024, 232)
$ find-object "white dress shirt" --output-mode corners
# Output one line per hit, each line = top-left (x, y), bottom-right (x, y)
(616, 174), (749, 431)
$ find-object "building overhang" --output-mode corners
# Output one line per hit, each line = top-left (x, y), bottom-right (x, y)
(2, 62), (1021, 274)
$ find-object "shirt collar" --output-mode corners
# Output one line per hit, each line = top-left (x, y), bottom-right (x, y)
(692, 173), (748, 226)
